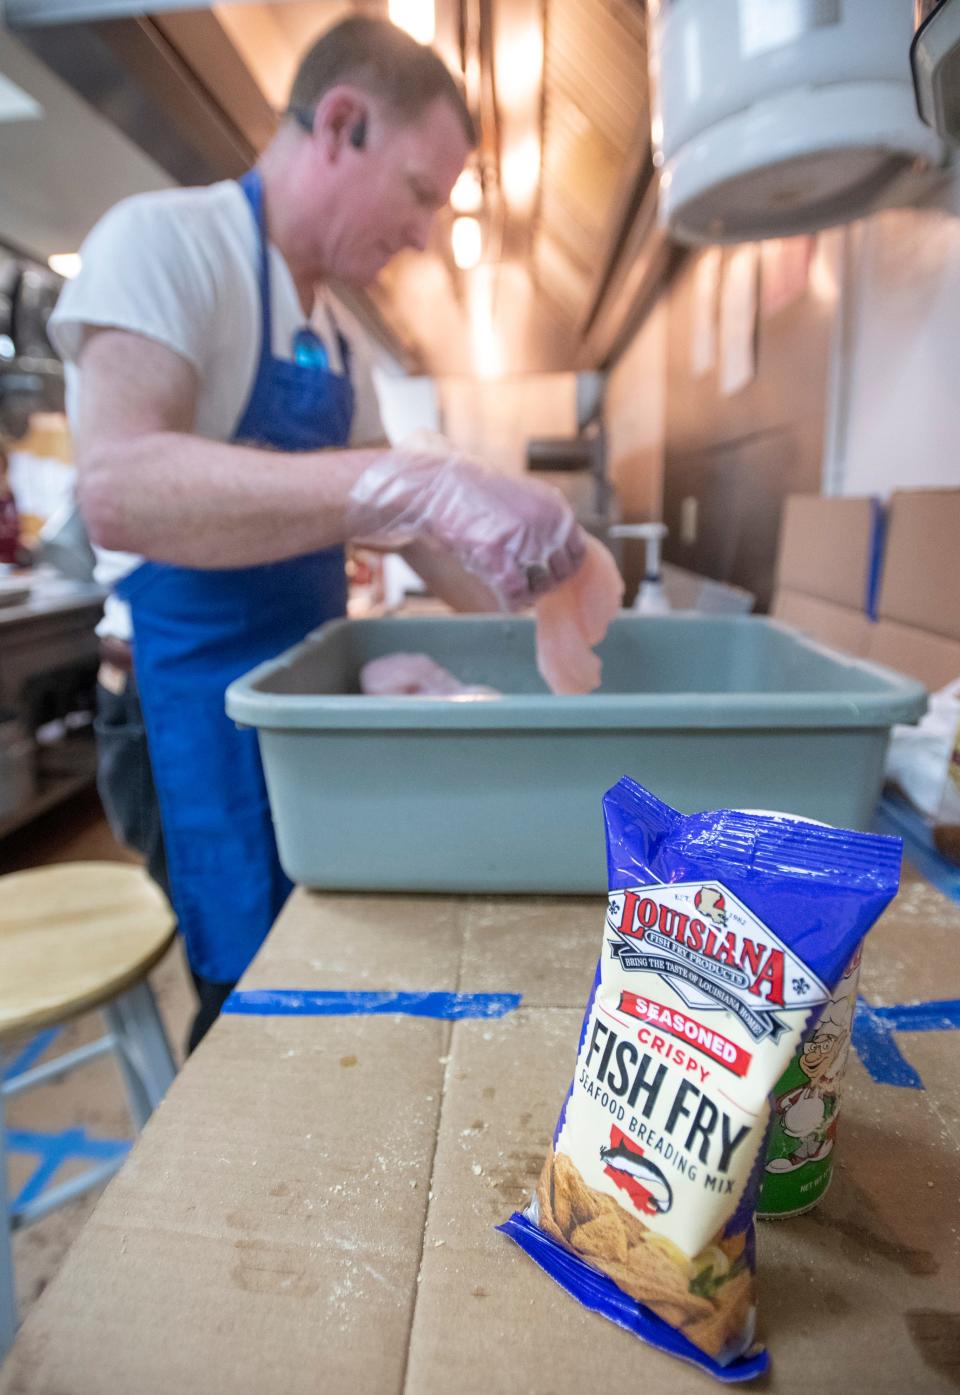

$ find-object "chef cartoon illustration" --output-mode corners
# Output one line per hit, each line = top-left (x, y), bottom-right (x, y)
(765, 948), (861, 1175)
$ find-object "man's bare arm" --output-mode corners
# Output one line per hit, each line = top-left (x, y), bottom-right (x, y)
(75, 329), (379, 568)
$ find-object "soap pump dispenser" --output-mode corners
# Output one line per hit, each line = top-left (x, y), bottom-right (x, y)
(609, 523), (671, 615)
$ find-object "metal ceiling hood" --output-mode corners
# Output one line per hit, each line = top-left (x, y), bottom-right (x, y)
(6, 1), (276, 190)
(7, 0), (225, 16)
(579, 181), (684, 370)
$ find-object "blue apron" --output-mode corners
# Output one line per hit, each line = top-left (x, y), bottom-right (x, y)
(116, 170), (355, 983)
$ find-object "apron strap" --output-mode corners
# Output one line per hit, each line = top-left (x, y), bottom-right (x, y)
(336, 328), (353, 374)
(320, 297), (353, 378)
(239, 170), (274, 365)
(240, 170), (349, 378)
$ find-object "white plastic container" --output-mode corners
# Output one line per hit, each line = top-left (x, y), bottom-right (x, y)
(609, 523), (670, 615)
(649, 0), (945, 243)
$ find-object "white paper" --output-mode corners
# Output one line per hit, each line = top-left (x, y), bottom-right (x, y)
(720, 244), (759, 398)
(7, 451), (75, 524)
(690, 247), (721, 379)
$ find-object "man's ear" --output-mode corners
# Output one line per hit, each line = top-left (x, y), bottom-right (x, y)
(313, 87), (368, 161)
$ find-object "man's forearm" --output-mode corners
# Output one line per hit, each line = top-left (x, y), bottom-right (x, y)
(79, 431), (381, 568)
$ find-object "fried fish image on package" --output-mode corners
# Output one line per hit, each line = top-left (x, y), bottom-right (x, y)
(499, 778), (902, 1382)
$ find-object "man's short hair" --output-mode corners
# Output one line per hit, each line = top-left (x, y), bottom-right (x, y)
(288, 15), (476, 147)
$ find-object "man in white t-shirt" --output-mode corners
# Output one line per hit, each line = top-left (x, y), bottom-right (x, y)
(50, 16), (586, 1050)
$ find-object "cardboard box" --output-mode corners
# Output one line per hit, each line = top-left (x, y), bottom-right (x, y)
(868, 618), (960, 692)
(775, 495), (881, 613)
(878, 489), (960, 642)
(3, 882), (959, 1394)
(771, 588), (873, 657)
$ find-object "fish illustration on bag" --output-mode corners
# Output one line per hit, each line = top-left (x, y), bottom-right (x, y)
(600, 1137), (674, 1215)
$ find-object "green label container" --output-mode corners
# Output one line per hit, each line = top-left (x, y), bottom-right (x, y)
(759, 946), (862, 1218)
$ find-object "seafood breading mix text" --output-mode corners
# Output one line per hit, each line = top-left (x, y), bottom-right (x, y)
(500, 778), (902, 1382)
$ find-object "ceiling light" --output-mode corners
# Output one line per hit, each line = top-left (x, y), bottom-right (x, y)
(451, 216), (483, 270)
(501, 135), (541, 207)
(496, 24), (544, 112)
(48, 253), (82, 280)
(388, 0), (436, 46)
(808, 242), (838, 305)
(450, 169), (483, 214)
(464, 51), (482, 108)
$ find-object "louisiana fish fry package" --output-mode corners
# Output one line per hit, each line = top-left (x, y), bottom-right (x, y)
(499, 778), (902, 1382)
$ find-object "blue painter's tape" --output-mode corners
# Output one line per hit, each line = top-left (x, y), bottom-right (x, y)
(2, 1027), (61, 1082)
(222, 989), (522, 1020)
(7, 1127), (131, 1213)
(875, 793), (960, 906)
(872, 998), (960, 1032)
(851, 999), (924, 1090)
(865, 498), (886, 620)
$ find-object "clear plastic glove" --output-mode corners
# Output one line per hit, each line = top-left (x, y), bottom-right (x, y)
(346, 440), (587, 613)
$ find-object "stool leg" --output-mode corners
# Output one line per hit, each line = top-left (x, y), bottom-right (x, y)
(104, 980), (176, 1132)
(103, 1003), (152, 1132)
(0, 1059), (18, 1362)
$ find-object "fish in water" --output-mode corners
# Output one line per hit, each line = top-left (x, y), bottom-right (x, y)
(599, 1142), (674, 1214)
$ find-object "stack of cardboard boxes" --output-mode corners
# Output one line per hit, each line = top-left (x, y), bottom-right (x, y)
(870, 490), (960, 690)
(772, 495), (881, 659)
(772, 489), (960, 692)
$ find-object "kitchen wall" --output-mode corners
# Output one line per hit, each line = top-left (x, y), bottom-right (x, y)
(663, 235), (841, 611)
(438, 374), (578, 475)
(829, 174), (960, 498)
(603, 300), (667, 601)
(371, 372), (441, 445)
(604, 165), (960, 612)
(605, 233), (840, 611)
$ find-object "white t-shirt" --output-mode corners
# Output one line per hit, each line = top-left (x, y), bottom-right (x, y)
(49, 179), (385, 640)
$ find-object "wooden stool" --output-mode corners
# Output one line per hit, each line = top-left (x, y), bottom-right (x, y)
(0, 862), (177, 1359)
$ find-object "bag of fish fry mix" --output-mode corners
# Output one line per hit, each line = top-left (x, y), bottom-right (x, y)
(499, 777), (902, 1382)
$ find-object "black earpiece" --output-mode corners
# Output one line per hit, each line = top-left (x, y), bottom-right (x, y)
(349, 116), (367, 150)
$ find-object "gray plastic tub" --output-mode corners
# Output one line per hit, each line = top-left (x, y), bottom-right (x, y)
(226, 615), (926, 894)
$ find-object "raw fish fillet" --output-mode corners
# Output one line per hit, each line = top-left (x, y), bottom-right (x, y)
(360, 653), (499, 697)
(535, 536), (624, 695)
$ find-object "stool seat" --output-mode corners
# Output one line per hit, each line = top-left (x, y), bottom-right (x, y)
(0, 863), (175, 1041)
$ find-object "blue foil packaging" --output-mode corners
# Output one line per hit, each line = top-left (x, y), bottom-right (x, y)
(500, 777), (902, 1381)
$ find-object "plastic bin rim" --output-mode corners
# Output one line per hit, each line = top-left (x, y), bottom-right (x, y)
(225, 614), (927, 732)
(226, 689), (926, 731)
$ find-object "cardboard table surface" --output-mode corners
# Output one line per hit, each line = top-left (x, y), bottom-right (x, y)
(2, 870), (959, 1394)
